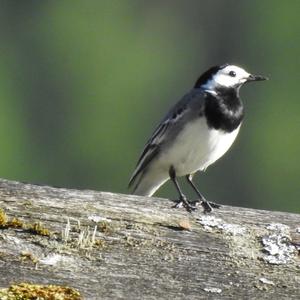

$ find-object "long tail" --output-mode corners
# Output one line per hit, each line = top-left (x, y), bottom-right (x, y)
(129, 169), (169, 197)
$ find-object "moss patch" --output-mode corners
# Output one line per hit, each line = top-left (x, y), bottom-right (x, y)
(0, 209), (51, 236)
(8, 217), (24, 228)
(0, 209), (8, 227)
(98, 221), (113, 234)
(26, 223), (51, 236)
(0, 283), (82, 300)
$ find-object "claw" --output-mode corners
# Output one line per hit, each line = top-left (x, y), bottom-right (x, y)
(209, 201), (221, 209)
(172, 198), (197, 213)
(200, 200), (221, 213)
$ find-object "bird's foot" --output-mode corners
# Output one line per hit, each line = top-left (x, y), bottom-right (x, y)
(172, 196), (196, 213)
(200, 200), (221, 214)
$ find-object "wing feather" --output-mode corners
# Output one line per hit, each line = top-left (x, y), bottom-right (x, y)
(129, 108), (186, 188)
(129, 89), (206, 190)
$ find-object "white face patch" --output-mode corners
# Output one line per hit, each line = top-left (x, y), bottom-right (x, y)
(203, 65), (251, 90)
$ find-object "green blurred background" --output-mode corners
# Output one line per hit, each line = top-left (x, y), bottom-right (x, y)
(0, 1), (299, 212)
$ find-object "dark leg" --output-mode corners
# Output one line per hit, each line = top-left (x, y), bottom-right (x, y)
(169, 166), (196, 213)
(186, 174), (221, 213)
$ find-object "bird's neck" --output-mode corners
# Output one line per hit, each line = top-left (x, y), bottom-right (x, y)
(215, 86), (241, 107)
(204, 87), (244, 132)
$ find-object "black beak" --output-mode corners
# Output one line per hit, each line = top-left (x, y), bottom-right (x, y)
(247, 74), (269, 82)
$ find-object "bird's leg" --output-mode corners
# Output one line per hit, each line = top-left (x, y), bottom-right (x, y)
(186, 174), (221, 213)
(169, 166), (196, 212)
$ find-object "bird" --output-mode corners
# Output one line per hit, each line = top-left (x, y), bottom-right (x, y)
(129, 64), (267, 213)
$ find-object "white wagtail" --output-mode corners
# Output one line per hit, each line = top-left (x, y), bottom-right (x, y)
(129, 64), (267, 212)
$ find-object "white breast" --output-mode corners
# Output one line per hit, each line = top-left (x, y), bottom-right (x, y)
(159, 118), (241, 176)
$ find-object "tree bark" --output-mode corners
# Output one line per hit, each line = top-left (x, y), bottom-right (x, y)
(0, 178), (299, 299)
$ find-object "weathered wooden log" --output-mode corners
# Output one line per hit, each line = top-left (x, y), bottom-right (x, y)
(0, 178), (299, 299)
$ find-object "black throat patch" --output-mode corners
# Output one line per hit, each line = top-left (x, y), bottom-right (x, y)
(204, 87), (244, 132)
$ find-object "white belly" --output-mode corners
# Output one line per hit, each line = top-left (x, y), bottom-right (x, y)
(159, 118), (241, 176)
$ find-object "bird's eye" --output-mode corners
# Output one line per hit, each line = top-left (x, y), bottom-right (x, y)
(229, 71), (236, 77)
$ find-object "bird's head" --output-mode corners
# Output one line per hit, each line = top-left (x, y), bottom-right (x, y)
(195, 64), (268, 91)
